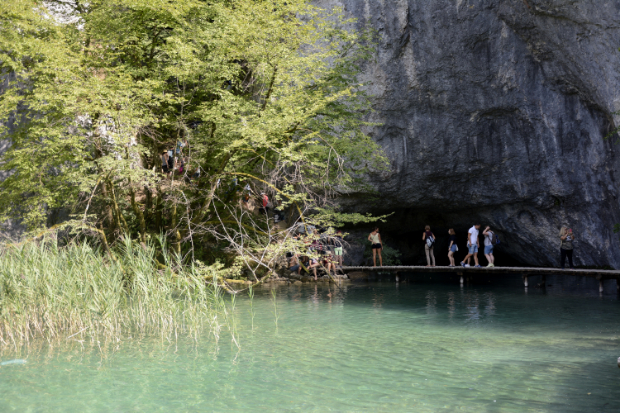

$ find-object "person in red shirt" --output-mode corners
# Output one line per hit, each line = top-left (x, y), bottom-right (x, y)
(261, 193), (269, 216)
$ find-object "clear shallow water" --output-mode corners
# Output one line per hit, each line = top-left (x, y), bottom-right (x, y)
(1, 275), (619, 412)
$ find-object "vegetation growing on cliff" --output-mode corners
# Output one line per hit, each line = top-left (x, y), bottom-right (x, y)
(0, 0), (386, 277)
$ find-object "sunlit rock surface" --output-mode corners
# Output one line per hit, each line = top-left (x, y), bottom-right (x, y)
(316, 0), (620, 267)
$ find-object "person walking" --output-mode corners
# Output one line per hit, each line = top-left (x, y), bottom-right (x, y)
(261, 193), (269, 216)
(461, 224), (481, 267)
(161, 150), (169, 174)
(483, 226), (495, 267)
(447, 228), (457, 267)
(559, 226), (575, 269)
(422, 225), (436, 267)
(368, 227), (383, 267)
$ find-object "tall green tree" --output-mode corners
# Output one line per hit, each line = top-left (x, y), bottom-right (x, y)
(0, 0), (386, 269)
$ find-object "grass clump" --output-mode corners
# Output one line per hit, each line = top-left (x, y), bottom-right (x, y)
(0, 237), (229, 349)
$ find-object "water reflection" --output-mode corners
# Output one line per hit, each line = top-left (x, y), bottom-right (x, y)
(425, 291), (437, 315)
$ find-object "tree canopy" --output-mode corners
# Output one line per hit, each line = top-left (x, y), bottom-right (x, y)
(0, 0), (387, 273)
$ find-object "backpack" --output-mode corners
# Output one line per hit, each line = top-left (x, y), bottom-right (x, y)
(426, 236), (435, 248)
(491, 232), (500, 245)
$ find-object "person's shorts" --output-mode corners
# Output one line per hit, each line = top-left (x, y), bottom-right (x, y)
(334, 247), (343, 256)
(468, 245), (478, 254)
(484, 245), (494, 255)
(372, 243), (382, 250)
(450, 245), (457, 253)
(289, 265), (300, 272)
(162, 165), (169, 173)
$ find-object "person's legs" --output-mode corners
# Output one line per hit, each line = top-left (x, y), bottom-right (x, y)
(448, 251), (454, 266)
(425, 246), (431, 266)
(473, 248), (479, 266)
(430, 246), (436, 266)
(310, 263), (318, 280)
(560, 249), (567, 269)
(567, 249), (574, 268)
(372, 249), (377, 267)
(461, 253), (472, 266)
(378, 248), (383, 266)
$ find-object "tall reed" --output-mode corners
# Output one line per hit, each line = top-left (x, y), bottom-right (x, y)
(0, 237), (228, 349)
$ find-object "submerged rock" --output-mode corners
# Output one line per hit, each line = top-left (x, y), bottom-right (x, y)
(315, 0), (620, 267)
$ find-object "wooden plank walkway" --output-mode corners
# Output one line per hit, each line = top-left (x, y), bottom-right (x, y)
(341, 266), (620, 278)
(341, 266), (620, 291)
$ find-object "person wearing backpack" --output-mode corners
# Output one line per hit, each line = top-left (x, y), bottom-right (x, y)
(483, 226), (496, 267)
(422, 225), (436, 267)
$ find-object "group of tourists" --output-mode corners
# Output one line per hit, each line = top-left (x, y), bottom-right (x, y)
(288, 228), (345, 281)
(368, 224), (499, 268)
(161, 140), (200, 179)
(368, 224), (578, 269)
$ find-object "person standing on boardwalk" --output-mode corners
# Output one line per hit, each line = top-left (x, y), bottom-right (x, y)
(483, 226), (495, 267)
(559, 226), (575, 269)
(447, 228), (457, 267)
(334, 230), (344, 268)
(461, 224), (481, 267)
(368, 227), (383, 267)
(422, 225), (436, 267)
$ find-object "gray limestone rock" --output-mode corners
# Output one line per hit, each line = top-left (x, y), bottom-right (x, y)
(316, 0), (620, 267)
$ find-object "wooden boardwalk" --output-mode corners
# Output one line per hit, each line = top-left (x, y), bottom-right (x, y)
(341, 266), (620, 291)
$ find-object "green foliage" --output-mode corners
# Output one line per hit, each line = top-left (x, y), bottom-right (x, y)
(0, 0), (388, 268)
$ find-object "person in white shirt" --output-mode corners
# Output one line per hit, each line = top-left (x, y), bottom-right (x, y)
(461, 224), (481, 268)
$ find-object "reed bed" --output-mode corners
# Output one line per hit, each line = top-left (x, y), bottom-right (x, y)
(0, 238), (230, 350)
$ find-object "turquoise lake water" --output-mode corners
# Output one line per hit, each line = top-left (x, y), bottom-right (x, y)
(1, 275), (619, 412)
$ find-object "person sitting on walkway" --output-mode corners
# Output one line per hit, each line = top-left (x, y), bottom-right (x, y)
(422, 225), (436, 267)
(461, 224), (481, 267)
(447, 228), (457, 267)
(559, 226), (576, 269)
(483, 226), (495, 267)
(323, 251), (336, 276)
(288, 254), (301, 275)
(308, 257), (320, 281)
(368, 227), (383, 267)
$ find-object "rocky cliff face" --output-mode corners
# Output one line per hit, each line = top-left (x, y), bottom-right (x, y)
(318, 0), (620, 267)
